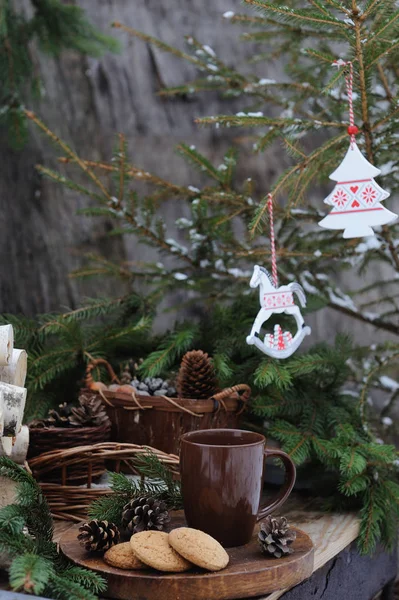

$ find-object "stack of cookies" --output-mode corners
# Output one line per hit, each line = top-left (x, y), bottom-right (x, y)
(104, 527), (230, 573)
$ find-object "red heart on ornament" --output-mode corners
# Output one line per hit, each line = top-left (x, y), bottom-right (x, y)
(351, 200), (360, 208)
(350, 185), (359, 193)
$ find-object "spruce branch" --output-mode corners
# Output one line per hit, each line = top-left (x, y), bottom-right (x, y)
(350, 10), (399, 274)
(250, 133), (347, 234)
(243, 0), (347, 28)
(58, 157), (185, 194)
(328, 301), (399, 336)
(353, 12), (374, 161)
(376, 63), (394, 101)
(0, 457), (106, 596)
(9, 554), (53, 596)
(31, 0), (119, 56)
(176, 144), (224, 183)
(112, 22), (200, 66)
(139, 325), (199, 377)
(362, 0), (383, 20)
(366, 10), (399, 45)
(89, 455), (182, 526)
(26, 110), (112, 201)
(367, 40), (399, 68)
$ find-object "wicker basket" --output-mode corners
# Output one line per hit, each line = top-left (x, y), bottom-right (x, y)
(28, 423), (111, 484)
(28, 442), (180, 522)
(84, 359), (251, 455)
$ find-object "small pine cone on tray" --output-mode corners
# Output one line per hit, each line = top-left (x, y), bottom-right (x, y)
(258, 515), (296, 559)
(122, 497), (170, 536)
(78, 519), (120, 553)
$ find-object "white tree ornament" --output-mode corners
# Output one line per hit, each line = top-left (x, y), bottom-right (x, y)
(318, 142), (397, 238)
(246, 266), (311, 359)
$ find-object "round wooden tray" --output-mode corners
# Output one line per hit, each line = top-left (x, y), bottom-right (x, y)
(60, 518), (314, 600)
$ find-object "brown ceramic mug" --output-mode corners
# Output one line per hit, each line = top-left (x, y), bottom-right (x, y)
(180, 429), (296, 547)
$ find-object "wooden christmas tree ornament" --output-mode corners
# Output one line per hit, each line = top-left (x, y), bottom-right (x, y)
(319, 60), (397, 238)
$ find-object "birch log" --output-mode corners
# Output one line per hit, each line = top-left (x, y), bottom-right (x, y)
(0, 349), (27, 387)
(0, 436), (13, 457)
(0, 383), (27, 437)
(0, 425), (30, 464)
(0, 390), (3, 437)
(0, 475), (18, 568)
(0, 325), (13, 366)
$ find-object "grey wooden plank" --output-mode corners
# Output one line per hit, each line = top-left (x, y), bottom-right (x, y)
(277, 542), (397, 600)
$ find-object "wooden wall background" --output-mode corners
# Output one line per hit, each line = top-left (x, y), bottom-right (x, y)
(0, 1), (388, 346)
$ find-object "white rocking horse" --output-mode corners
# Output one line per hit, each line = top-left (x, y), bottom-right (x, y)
(246, 265), (311, 359)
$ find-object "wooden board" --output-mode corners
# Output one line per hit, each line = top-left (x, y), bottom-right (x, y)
(59, 520), (314, 600)
(264, 509), (359, 600)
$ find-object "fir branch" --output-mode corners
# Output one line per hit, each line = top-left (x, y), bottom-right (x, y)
(31, 0), (120, 57)
(133, 451), (182, 508)
(362, 0), (384, 20)
(367, 39), (399, 68)
(9, 554), (53, 596)
(0, 458), (53, 542)
(89, 455), (182, 526)
(0, 456), (106, 597)
(58, 157), (184, 194)
(88, 316), (151, 348)
(26, 111), (112, 200)
(36, 166), (106, 203)
(376, 63), (394, 101)
(243, 0), (348, 28)
(112, 22), (200, 66)
(196, 114), (343, 130)
(60, 565), (107, 595)
(254, 359), (292, 391)
(176, 144), (224, 182)
(366, 10), (399, 45)
(45, 574), (99, 600)
(250, 133), (347, 234)
(139, 325), (199, 377)
(56, 297), (129, 322)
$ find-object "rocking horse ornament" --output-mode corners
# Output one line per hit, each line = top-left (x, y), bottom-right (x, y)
(246, 266), (311, 359)
(246, 195), (311, 359)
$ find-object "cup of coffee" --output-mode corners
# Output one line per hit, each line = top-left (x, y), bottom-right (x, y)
(180, 429), (296, 547)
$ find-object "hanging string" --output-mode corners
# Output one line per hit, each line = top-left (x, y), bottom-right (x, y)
(332, 59), (359, 149)
(267, 193), (278, 288)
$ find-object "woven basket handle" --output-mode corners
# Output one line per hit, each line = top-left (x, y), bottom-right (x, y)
(210, 384), (251, 414)
(85, 358), (120, 388)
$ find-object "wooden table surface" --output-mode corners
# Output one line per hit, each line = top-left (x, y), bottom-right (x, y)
(52, 494), (361, 600)
(2, 493), (395, 599)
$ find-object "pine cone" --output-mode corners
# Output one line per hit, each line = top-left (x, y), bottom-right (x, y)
(30, 403), (73, 428)
(258, 516), (296, 558)
(120, 364), (133, 385)
(69, 393), (111, 428)
(78, 520), (119, 553)
(48, 402), (73, 427)
(122, 497), (170, 535)
(176, 350), (218, 399)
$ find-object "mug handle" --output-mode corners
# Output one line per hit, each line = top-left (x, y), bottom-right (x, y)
(257, 448), (296, 521)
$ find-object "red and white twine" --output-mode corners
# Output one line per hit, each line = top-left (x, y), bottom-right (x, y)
(267, 193), (278, 288)
(333, 59), (358, 148)
(344, 62), (356, 147)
